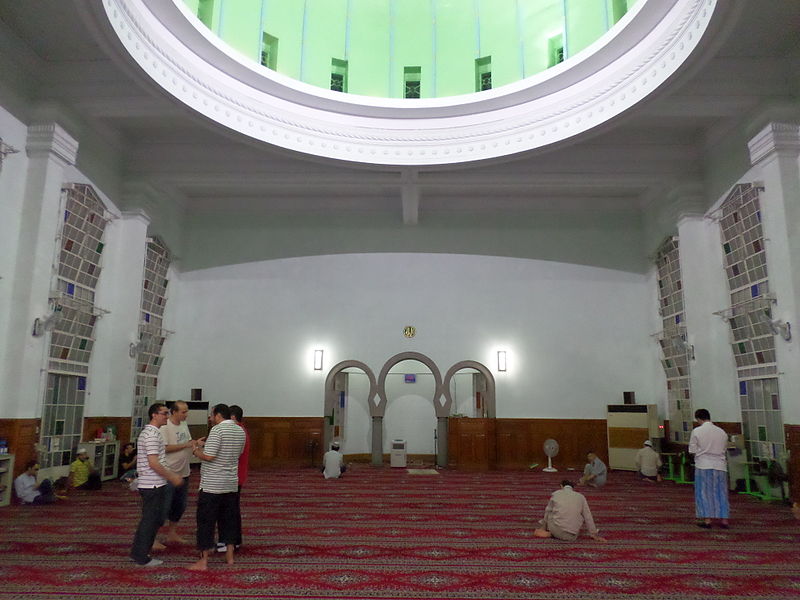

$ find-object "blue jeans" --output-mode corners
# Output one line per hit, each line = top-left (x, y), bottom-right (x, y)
(130, 485), (168, 564)
(163, 476), (189, 523)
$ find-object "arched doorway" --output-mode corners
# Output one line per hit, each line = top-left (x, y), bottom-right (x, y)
(323, 361), (377, 456)
(441, 361), (496, 468)
(376, 352), (443, 466)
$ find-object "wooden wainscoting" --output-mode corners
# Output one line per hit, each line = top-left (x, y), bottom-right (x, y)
(448, 418), (496, 471)
(0, 418), (39, 478)
(448, 417), (607, 472)
(246, 417), (324, 468)
(495, 418), (608, 471)
(83, 417), (132, 446)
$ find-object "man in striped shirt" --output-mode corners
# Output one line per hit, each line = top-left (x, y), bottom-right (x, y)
(188, 403), (246, 571)
(130, 403), (184, 567)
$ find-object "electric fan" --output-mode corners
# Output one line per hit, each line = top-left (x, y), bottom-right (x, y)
(543, 438), (559, 472)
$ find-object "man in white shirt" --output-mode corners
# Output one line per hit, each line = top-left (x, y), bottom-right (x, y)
(14, 461), (57, 505)
(635, 440), (662, 482)
(688, 408), (730, 528)
(161, 400), (203, 545)
(534, 480), (606, 542)
(188, 403), (246, 571)
(322, 442), (346, 479)
(130, 403), (184, 567)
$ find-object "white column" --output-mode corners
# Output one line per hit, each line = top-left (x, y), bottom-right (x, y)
(748, 122), (800, 423)
(88, 210), (151, 417)
(676, 204), (740, 422)
(0, 122), (78, 418)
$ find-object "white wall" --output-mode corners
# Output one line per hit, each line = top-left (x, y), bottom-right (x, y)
(159, 253), (661, 429)
(0, 106), (31, 416)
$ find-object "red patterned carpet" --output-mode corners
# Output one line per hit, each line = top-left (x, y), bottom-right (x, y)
(1, 465), (799, 600)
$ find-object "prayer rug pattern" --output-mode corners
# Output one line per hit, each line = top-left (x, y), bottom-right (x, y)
(0, 466), (798, 600)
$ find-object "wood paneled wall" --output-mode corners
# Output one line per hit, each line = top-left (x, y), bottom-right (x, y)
(0, 419), (39, 478)
(245, 417), (324, 468)
(447, 418), (496, 471)
(448, 417), (607, 471)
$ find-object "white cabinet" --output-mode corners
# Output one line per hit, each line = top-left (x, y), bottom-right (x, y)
(83, 441), (119, 481)
(0, 454), (15, 507)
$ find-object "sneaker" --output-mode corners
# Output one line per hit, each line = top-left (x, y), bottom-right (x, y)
(139, 558), (163, 567)
(216, 542), (241, 552)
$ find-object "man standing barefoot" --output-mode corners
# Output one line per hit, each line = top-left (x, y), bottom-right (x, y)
(188, 403), (245, 570)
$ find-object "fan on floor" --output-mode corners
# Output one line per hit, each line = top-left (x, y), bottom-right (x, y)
(543, 438), (559, 472)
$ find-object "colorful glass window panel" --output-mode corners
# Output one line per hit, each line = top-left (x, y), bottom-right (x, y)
(739, 381), (747, 395)
(77, 376), (86, 390)
(751, 284), (759, 297)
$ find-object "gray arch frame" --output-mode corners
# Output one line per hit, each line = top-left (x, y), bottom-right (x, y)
(323, 360), (378, 453)
(442, 360), (496, 419)
(374, 352), (444, 466)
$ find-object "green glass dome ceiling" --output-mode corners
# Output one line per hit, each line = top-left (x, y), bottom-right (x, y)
(181, 0), (640, 99)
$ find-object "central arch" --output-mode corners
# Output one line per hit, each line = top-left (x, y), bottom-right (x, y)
(375, 352), (443, 466)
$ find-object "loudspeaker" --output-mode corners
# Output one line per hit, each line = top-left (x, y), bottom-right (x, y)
(191, 388), (202, 401)
(623, 391), (635, 405)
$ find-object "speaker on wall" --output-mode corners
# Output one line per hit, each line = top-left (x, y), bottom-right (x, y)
(623, 391), (635, 405)
(191, 388), (202, 401)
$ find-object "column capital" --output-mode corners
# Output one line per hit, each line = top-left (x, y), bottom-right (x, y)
(120, 180), (164, 217)
(25, 122), (79, 165)
(748, 122), (800, 166)
(120, 209), (152, 227)
(667, 183), (707, 223)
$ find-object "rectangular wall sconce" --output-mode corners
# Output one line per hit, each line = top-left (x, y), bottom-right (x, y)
(313, 349), (324, 371)
(497, 350), (507, 372)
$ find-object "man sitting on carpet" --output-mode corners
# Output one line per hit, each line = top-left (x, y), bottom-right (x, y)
(534, 480), (606, 542)
(14, 460), (59, 505)
(635, 440), (662, 482)
(578, 451), (607, 487)
(68, 447), (102, 490)
(322, 441), (346, 479)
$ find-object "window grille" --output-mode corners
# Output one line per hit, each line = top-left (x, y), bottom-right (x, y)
(40, 184), (109, 469)
(475, 56), (492, 92)
(653, 237), (693, 442)
(331, 58), (348, 93)
(131, 237), (172, 440)
(404, 66), (421, 99)
(716, 183), (784, 461)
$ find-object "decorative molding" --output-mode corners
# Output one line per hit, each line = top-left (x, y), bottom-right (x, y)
(120, 208), (152, 226)
(748, 122), (800, 166)
(25, 122), (78, 165)
(100, 0), (719, 166)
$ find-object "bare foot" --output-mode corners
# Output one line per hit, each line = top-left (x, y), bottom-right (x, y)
(187, 560), (208, 571)
(151, 541), (167, 551)
(533, 528), (552, 538)
(166, 536), (186, 544)
(226, 545), (235, 565)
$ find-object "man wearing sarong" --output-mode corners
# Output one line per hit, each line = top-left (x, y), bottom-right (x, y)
(688, 408), (730, 529)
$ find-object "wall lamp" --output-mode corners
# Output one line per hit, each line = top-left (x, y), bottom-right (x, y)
(497, 350), (507, 372)
(313, 349), (324, 371)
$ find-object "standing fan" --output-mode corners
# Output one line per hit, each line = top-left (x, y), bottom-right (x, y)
(543, 439), (559, 472)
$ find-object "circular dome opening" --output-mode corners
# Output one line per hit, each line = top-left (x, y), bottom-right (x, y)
(181, 0), (640, 99)
(107, 0), (719, 165)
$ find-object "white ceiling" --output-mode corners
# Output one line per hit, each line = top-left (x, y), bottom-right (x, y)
(1, 0), (799, 264)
